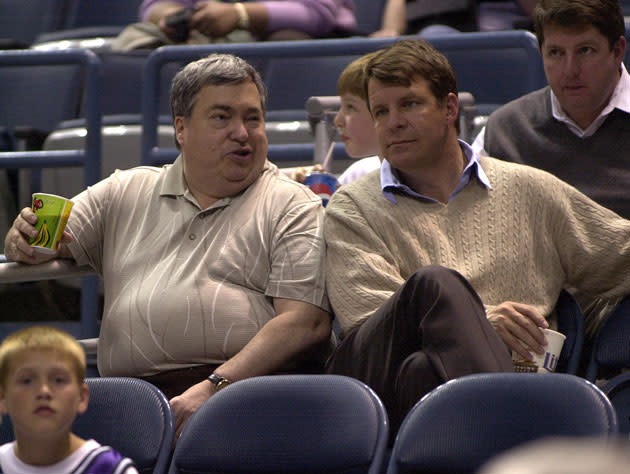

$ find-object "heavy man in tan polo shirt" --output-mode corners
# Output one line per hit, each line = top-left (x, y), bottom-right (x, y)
(5, 54), (331, 439)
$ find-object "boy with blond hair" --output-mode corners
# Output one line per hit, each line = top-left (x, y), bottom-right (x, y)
(333, 52), (382, 185)
(0, 326), (137, 474)
(294, 52), (382, 185)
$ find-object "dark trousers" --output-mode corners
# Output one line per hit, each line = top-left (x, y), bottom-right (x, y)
(326, 265), (513, 431)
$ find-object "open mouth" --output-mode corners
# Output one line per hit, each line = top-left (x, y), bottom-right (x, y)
(230, 148), (252, 160)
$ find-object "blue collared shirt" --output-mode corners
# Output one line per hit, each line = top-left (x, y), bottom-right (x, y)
(381, 140), (492, 203)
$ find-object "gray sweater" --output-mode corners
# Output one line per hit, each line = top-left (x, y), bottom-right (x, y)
(484, 87), (630, 219)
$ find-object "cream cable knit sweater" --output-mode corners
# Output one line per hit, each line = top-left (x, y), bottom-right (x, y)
(324, 156), (630, 333)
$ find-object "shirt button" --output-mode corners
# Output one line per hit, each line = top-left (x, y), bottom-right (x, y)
(199, 213), (205, 219)
(189, 234), (196, 240)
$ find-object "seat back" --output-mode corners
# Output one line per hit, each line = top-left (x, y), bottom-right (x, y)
(140, 32), (545, 166)
(0, 63), (82, 137)
(387, 373), (618, 474)
(0, 0), (67, 47)
(555, 289), (584, 374)
(63, 0), (142, 29)
(353, 0), (388, 35)
(74, 378), (174, 474)
(428, 30), (546, 116)
(1, 377), (174, 474)
(168, 374), (389, 474)
(586, 297), (630, 382)
(603, 372), (630, 437)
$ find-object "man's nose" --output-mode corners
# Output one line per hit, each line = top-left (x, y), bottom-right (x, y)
(387, 109), (407, 129)
(563, 53), (581, 77)
(230, 120), (249, 141)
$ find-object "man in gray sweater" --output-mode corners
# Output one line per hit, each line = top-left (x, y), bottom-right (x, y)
(473, 0), (630, 219)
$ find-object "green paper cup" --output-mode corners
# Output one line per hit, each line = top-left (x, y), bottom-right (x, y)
(28, 193), (74, 254)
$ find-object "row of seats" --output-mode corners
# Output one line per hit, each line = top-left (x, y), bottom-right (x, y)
(0, 30), (547, 200)
(0, 373), (621, 474)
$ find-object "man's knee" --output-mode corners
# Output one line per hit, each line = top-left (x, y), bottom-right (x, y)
(402, 265), (471, 299)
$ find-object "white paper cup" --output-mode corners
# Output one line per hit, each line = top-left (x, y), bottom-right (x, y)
(513, 328), (566, 373)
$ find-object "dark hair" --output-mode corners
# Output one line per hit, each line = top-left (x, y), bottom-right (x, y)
(534, 0), (624, 50)
(170, 53), (267, 121)
(363, 38), (458, 109)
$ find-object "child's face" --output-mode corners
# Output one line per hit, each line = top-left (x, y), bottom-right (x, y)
(0, 351), (88, 441)
(334, 93), (380, 158)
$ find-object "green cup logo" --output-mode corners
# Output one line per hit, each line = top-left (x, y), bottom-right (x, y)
(29, 193), (74, 254)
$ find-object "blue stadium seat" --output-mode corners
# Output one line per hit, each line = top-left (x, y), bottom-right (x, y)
(0, 0), (67, 47)
(169, 375), (389, 474)
(34, 0), (143, 45)
(387, 373), (618, 474)
(603, 372), (630, 437)
(140, 32), (546, 166)
(555, 289), (584, 375)
(353, 0), (388, 35)
(586, 297), (630, 382)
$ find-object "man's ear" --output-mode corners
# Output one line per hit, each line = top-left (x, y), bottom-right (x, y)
(76, 383), (89, 415)
(174, 116), (186, 148)
(445, 92), (459, 125)
(613, 35), (626, 65)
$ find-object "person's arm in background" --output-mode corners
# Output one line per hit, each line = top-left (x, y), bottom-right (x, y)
(260, 0), (357, 38)
(140, 0), (356, 40)
(370, 0), (406, 37)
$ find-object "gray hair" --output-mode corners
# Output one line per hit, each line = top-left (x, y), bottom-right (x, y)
(170, 53), (267, 121)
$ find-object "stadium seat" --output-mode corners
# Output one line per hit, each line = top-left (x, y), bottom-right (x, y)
(169, 374), (389, 474)
(387, 373), (618, 474)
(586, 297), (630, 382)
(603, 372), (630, 437)
(555, 289), (584, 375)
(353, 0), (388, 35)
(0, 0), (66, 48)
(34, 0), (143, 48)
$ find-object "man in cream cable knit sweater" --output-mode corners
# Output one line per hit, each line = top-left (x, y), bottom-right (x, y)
(324, 38), (630, 431)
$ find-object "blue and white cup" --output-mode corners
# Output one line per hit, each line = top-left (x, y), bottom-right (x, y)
(304, 172), (339, 207)
(513, 328), (566, 373)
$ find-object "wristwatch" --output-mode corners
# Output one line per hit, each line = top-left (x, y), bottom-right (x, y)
(207, 373), (232, 391)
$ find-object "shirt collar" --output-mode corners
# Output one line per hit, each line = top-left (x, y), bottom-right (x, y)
(380, 139), (491, 203)
(550, 63), (630, 137)
(159, 155), (272, 210)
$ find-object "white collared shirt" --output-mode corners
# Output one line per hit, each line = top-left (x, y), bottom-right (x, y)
(550, 63), (630, 137)
(472, 64), (630, 155)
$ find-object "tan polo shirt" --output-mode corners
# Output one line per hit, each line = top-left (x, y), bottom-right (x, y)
(67, 157), (328, 377)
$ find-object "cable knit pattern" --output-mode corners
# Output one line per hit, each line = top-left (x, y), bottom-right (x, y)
(324, 156), (630, 333)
